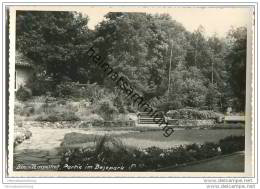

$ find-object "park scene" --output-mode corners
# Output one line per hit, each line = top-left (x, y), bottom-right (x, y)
(13, 10), (246, 172)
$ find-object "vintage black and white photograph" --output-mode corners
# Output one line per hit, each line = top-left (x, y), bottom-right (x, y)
(7, 5), (254, 177)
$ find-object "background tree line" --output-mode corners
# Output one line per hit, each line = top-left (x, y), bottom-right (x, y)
(16, 11), (247, 112)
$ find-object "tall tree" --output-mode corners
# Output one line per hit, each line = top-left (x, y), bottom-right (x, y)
(225, 27), (247, 111)
(94, 12), (189, 101)
(16, 11), (91, 82)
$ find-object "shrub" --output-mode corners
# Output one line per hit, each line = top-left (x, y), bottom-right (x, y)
(29, 96), (49, 103)
(53, 82), (76, 98)
(78, 113), (104, 122)
(24, 130), (32, 139)
(14, 102), (24, 115)
(78, 83), (108, 103)
(20, 105), (34, 116)
(199, 142), (220, 159)
(92, 120), (104, 127)
(26, 77), (54, 96)
(96, 99), (119, 120)
(35, 114), (58, 122)
(16, 86), (31, 101)
(114, 96), (128, 114)
(52, 82), (110, 101)
(166, 108), (224, 122)
(144, 146), (165, 168)
(219, 135), (245, 154)
(156, 101), (182, 112)
(57, 99), (67, 105)
(75, 106), (95, 121)
(59, 135), (132, 170)
(59, 111), (80, 121)
(76, 113), (104, 127)
(36, 102), (57, 114)
(35, 110), (80, 122)
(126, 105), (137, 113)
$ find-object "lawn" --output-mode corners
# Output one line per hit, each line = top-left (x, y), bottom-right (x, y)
(61, 128), (244, 149)
(117, 129), (244, 149)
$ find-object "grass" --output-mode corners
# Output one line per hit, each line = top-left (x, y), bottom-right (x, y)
(59, 128), (244, 150)
(117, 129), (245, 149)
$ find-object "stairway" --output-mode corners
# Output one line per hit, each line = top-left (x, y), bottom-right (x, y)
(138, 112), (165, 124)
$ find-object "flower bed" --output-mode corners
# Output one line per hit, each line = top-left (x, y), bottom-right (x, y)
(167, 119), (215, 127)
(58, 135), (244, 171)
(166, 109), (224, 123)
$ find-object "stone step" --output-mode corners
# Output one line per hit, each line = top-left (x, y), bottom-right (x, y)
(138, 112), (165, 124)
(139, 120), (165, 124)
(139, 117), (163, 120)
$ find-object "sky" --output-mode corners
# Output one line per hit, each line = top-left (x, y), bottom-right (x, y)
(76, 6), (252, 37)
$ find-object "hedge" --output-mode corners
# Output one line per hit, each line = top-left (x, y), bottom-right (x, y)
(166, 108), (224, 122)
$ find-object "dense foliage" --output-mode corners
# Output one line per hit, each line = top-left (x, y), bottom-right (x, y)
(16, 11), (247, 112)
(16, 11), (92, 82)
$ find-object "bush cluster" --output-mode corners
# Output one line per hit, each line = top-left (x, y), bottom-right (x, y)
(26, 77), (54, 96)
(96, 99), (119, 121)
(78, 83), (108, 103)
(166, 109), (224, 122)
(17, 96), (134, 124)
(219, 135), (245, 154)
(59, 135), (244, 171)
(35, 110), (80, 122)
(53, 82), (77, 98)
(52, 82), (109, 101)
(16, 86), (32, 101)
(28, 81), (134, 114)
(155, 101), (182, 112)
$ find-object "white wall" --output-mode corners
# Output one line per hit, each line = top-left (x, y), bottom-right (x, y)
(15, 67), (32, 90)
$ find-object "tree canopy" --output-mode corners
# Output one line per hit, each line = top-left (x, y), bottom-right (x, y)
(16, 11), (247, 112)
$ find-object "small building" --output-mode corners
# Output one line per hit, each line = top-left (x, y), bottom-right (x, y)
(15, 51), (33, 91)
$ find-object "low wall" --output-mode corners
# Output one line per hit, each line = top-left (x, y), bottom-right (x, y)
(21, 120), (136, 128)
(167, 119), (215, 127)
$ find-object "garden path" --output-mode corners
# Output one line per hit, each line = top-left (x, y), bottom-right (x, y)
(13, 127), (133, 170)
(158, 151), (244, 172)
